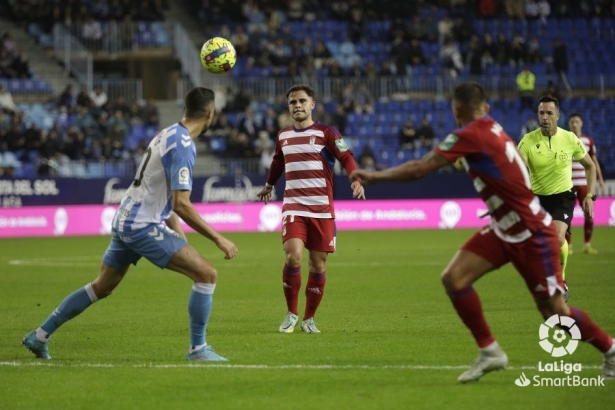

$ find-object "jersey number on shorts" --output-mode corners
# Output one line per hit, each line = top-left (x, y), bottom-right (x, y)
(133, 147), (153, 187)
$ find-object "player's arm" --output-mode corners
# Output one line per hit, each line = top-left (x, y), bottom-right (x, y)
(517, 138), (529, 166)
(165, 212), (187, 240)
(577, 153), (596, 218)
(590, 149), (606, 193)
(351, 150), (450, 184)
(172, 190), (238, 259)
(257, 136), (284, 203)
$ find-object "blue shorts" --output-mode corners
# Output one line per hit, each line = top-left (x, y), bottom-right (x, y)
(102, 223), (188, 269)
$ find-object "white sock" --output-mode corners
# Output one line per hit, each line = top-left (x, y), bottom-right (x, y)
(35, 327), (49, 342)
(189, 343), (207, 353)
(480, 341), (501, 354)
(606, 340), (615, 356)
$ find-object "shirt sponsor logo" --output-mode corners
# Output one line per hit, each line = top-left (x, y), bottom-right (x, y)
(335, 138), (349, 152)
(438, 134), (459, 151)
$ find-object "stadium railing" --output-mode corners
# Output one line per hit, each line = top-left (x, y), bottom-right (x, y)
(53, 24), (93, 92)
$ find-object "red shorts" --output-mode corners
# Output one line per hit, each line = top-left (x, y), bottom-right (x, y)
(462, 225), (566, 298)
(282, 215), (336, 252)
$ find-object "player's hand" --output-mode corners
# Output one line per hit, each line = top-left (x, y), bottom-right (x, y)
(582, 197), (594, 219)
(351, 180), (366, 199)
(350, 170), (377, 185)
(257, 185), (273, 204)
(215, 236), (238, 259)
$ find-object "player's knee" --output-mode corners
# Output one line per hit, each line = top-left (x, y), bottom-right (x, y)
(440, 267), (465, 292)
(285, 252), (302, 267)
(91, 281), (114, 299)
(195, 264), (217, 283)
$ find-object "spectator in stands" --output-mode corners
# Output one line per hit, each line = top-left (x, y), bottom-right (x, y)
(238, 106), (260, 141)
(332, 103), (348, 135)
(494, 33), (512, 65)
(519, 115), (539, 140)
(481, 33), (496, 67)
(478, 0), (498, 17)
(526, 36), (544, 63)
(408, 39), (426, 66)
(354, 84), (375, 114)
(8, 53), (32, 79)
(75, 106), (97, 130)
(312, 40), (334, 70)
(107, 110), (129, 141)
(90, 85), (108, 109)
(75, 86), (92, 108)
(314, 103), (333, 126)
(552, 39), (571, 93)
(399, 117), (418, 150)
(0, 140), (20, 176)
(439, 37), (464, 78)
(364, 61), (379, 79)
(0, 84), (16, 113)
(510, 32), (527, 65)
(337, 33), (361, 69)
(505, 0), (525, 19)
(231, 26), (250, 56)
(452, 16), (474, 43)
(438, 15), (454, 44)
(57, 85), (75, 111)
(537, 0), (551, 25)
(226, 132), (254, 158)
(543, 81), (562, 103)
(517, 65), (536, 112)
(348, 8), (365, 42)
(424, 16), (439, 42)
(141, 98), (159, 127)
(416, 115), (435, 148)
(465, 36), (483, 76)
(1, 32), (17, 56)
(357, 146), (382, 171)
(407, 16), (426, 41)
(525, 0), (539, 20)
(207, 112), (234, 141)
(390, 31), (409, 76)
(82, 16), (103, 48)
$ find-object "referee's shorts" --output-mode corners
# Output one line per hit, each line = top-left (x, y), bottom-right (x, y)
(536, 189), (576, 227)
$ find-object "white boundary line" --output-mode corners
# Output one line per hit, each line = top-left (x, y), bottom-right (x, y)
(0, 361), (602, 370)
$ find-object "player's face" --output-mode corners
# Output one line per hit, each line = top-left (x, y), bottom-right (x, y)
(288, 91), (315, 123)
(568, 116), (582, 135)
(537, 102), (559, 135)
(201, 103), (216, 133)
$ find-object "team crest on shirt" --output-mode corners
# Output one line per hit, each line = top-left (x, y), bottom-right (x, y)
(438, 134), (459, 151)
(335, 138), (349, 152)
(309, 135), (316, 145)
(179, 167), (190, 185)
(559, 152), (568, 161)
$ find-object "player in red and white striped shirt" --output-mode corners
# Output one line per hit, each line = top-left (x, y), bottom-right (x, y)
(257, 84), (365, 334)
(567, 113), (606, 254)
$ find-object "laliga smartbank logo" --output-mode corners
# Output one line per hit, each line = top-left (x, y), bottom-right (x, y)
(514, 314), (605, 387)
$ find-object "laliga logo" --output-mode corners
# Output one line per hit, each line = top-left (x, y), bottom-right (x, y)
(439, 201), (461, 229)
(258, 204), (282, 232)
(53, 207), (68, 236)
(538, 314), (581, 357)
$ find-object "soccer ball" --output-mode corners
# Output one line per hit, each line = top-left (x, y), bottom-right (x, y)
(200, 37), (236, 74)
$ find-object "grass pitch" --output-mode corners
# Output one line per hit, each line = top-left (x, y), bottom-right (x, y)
(1, 227), (614, 409)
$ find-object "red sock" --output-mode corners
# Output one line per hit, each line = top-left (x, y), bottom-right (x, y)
(569, 307), (613, 353)
(448, 287), (495, 348)
(304, 272), (326, 320)
(282, 264), (301, 315)
(584, 217), (593, 244)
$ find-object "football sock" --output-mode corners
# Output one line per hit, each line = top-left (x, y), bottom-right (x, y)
(480, 341), (503, 355)
(188, 283), (215, 348)
(282, 264), (301, 315)
(447, 287), (495, 348)
(304, 272), (326, 320)
(40, 283), (99, 338)
(560, 242), (568, 281)
(606, 340), (615, 356)
(569, 307), (614, 353)
(584, 217), (593, 244)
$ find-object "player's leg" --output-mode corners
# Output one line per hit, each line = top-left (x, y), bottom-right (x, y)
(23, 238), (136, 359)
(575, 185), (597, 253)
(279, 215), (308, 332)
(300, 218), (335, 333)
(513, 227), (615, 379)
(445, 227), (509, 382)
(144, 226), (227, 362)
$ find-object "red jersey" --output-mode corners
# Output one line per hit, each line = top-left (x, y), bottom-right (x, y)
(435, 116), (552, 243)
(267, 122), (358, 219)
(571, 134), (595, 187)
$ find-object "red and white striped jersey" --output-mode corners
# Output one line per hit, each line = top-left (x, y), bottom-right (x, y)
(266, 122), (359, 219)
(571, 134), (596, 186)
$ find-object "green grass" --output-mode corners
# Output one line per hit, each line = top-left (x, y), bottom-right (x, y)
(1, 227), (614, 409)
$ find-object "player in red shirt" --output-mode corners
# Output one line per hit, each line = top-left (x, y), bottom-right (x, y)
(567, 113), (606, 254)
(351, 82), (615, 383)
(257, 84), (365, 334)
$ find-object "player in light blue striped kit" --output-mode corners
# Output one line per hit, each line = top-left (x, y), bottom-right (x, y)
(22, 87), (238, 361)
